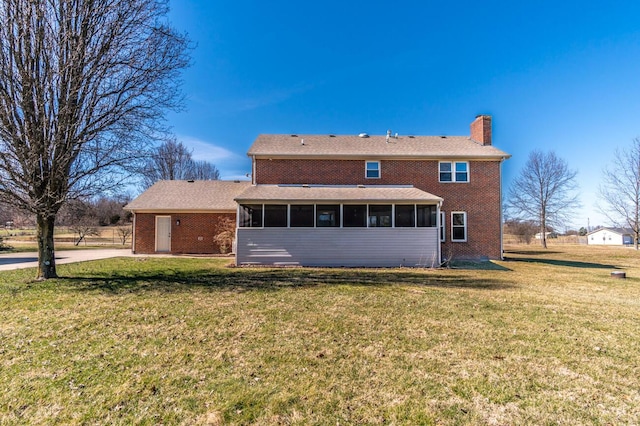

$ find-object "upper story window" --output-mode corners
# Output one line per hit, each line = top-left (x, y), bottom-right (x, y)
(366, 161), (380, 179)
(439, 161), (469, 182)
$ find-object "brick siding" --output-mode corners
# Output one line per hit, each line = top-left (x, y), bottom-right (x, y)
(255, 158), (503, 259)
(133, 212), (236, 255)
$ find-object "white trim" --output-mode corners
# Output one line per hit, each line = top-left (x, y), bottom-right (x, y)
(440, 211), (446, 242)
(451, 211), (467, 242)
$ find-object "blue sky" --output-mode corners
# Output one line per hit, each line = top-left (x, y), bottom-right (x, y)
(164, 0), (640, 230)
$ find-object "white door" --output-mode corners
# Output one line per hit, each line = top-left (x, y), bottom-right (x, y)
(156, 216), (171, 252)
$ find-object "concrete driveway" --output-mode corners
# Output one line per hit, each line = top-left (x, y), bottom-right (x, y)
(0, 249), (135, 271)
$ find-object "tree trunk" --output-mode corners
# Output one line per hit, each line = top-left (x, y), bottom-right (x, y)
(540, 219), (547, 249)
(36, 215), (57, 279)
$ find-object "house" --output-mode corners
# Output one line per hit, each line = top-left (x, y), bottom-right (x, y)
(586, 228), (634, 246)
(126, 180), (251, 254)
(126, 115), (511, 266)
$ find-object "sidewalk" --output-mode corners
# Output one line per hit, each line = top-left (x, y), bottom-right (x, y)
(0, 249), (134, 271)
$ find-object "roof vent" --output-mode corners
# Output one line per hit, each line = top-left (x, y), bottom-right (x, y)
(408, 135), (415, 138)
(187, 180), (195, 183)
(290, 134), (298, 137)
(234, 180), (240, 183)
(329, 134), (336, 137)
(358, 133), (369, 138)
(440, 136), (447, 139)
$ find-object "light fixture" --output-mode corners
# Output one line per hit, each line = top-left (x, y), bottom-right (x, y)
(176, 219), (180, 226)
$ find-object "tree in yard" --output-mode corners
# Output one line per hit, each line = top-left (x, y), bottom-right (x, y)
(598, 137), (640, 249)
(140, 138), (220, 189)
(116, 226), (133, 246)
(506, 150), (580, 248)
(0, 0), (189, 278)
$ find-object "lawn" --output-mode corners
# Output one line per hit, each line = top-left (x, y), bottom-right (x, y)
(0, 245), (639, 424)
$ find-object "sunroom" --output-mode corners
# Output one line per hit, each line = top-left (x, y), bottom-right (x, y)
(234, 185), (443, 267)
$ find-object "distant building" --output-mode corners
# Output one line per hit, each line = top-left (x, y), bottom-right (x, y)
(586, 228), (633, 245)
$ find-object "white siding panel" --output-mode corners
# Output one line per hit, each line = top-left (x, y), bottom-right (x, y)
(236, 228), (439, 267)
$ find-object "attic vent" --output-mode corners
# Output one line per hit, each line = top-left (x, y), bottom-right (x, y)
(290, 134), (298, 137)
(440, 136), (447, 139)
(408, 135), (415, 138)
(329, 134), (336, 137)
(187, 180), (195, 183)
(233, 180), (240, 183)
(358, 133), (369, 138)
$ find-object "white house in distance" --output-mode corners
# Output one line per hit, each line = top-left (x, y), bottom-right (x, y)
(586, 228), (633, 246)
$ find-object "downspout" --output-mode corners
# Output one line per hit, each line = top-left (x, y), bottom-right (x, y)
(500, 157), (506, 260)
(437, 199), (443, 265)
(131, 212), (136, 253)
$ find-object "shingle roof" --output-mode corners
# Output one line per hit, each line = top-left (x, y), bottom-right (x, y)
(235, 185), (443, 203)
(248, 134), (511, 159)
(125, 180), (252, 211)
(586, 227), (634, 236)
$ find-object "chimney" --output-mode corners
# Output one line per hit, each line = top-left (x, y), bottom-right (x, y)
(470, 115), (492, 146)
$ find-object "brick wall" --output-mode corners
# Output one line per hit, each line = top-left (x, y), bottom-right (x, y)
(133, 212), (236, 255)
(255, 158), (503, 259)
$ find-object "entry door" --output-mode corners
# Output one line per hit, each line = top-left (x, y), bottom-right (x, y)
(156, 216), (171, 252)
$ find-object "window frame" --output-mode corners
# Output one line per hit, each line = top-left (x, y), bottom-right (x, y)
(439, 161), (469, 183)
(440, 211), (446, 242)
(365, 161), (381, 179)
(451, 211), (467, 242)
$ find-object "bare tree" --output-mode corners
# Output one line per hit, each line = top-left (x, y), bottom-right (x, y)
(191, 160), (221, 181)
(506, 150), (580, 248)
(140, 138), (220, 189)
(598, 137), (640, 249)
(0, 0), (189, 278)
(116, 225), (133, 245)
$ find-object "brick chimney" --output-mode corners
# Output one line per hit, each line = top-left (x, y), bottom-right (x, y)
(470, 115), (492, 146)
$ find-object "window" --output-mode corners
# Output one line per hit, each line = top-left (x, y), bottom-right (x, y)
(290, 205), (314, 227)
(440, 212), (446, 242)
(451, 212), (467, 242)
(439, 161), (469, 182)
(366, 161), (380, 179)
(239, 204), (262, 227)
(417, 205), (437, 227)
(395, 205), (415, 227)
(343, 205), (367, 227)
(264, 204), (287, 227)
(316, 205), (340, 227)
(368, 205), (392, 227)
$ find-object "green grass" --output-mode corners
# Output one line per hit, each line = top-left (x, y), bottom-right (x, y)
(1, 245), (639, 424)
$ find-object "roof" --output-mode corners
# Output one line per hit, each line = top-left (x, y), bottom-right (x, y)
(125, 180), (251, 212)
(247, 134), (511, 159)
(586, 227), (634, 236)
(235, 185), (443, 203)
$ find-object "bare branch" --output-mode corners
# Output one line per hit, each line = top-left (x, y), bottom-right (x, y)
(0, 0), (190, 278)
(505, 150), (580, 248)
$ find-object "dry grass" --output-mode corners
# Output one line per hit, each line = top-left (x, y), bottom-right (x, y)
(0, 244), (639, 424)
